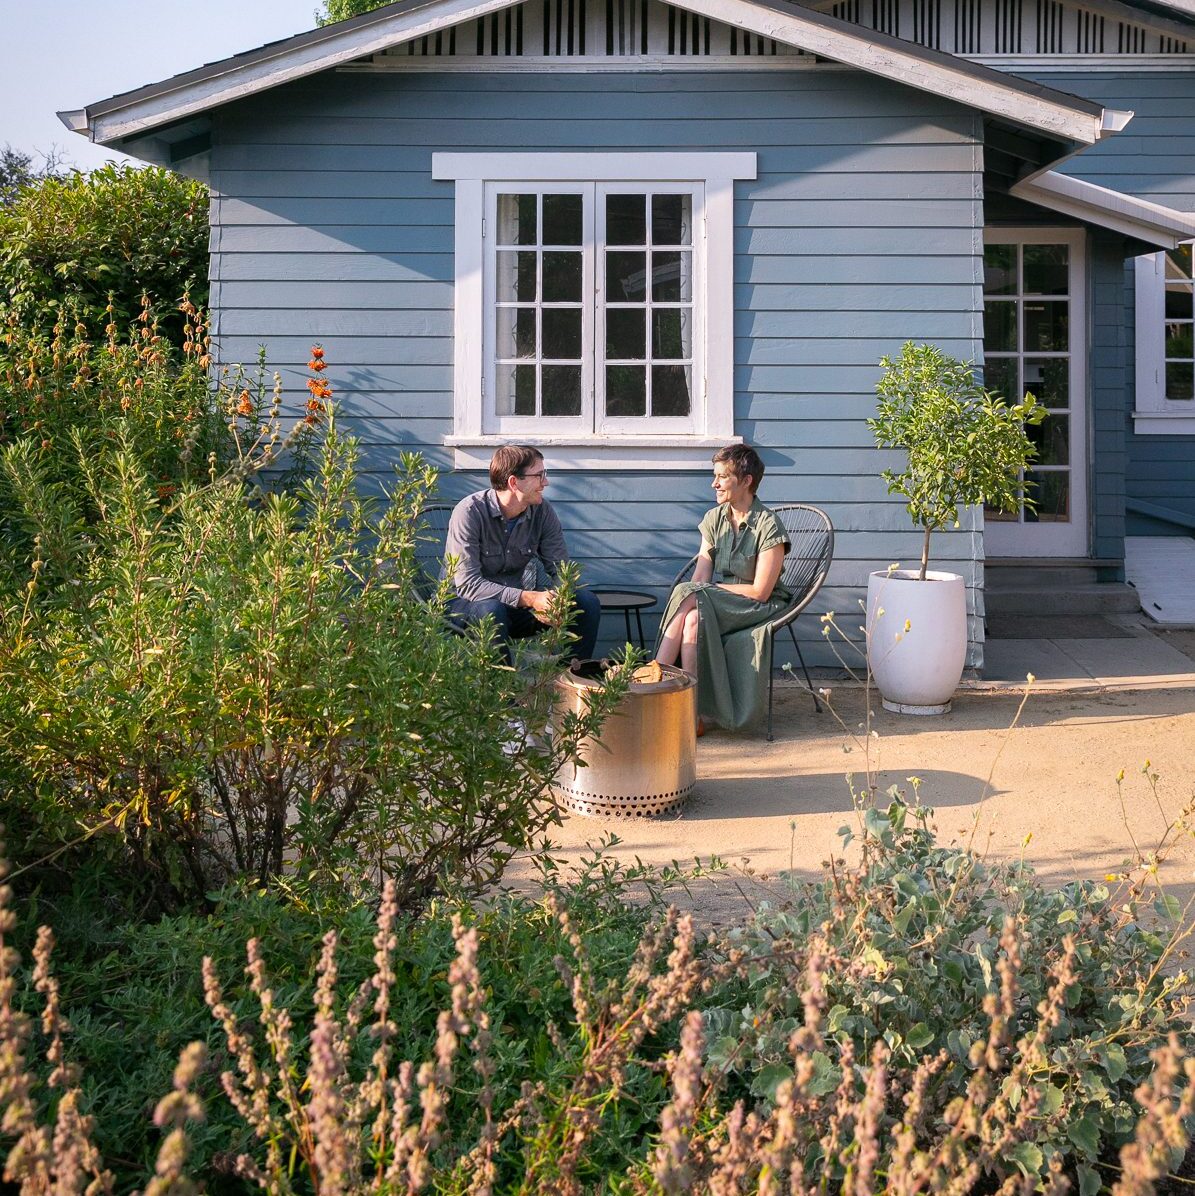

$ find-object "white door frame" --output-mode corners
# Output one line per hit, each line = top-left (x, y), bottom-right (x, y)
(983, 227), (1089, 558)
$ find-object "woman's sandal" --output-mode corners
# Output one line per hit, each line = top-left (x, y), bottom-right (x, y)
(695, 717), (707, 738)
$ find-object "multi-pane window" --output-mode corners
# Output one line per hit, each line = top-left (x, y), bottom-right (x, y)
(487, 182), (700, 436)
(435, 152), (754, 465)
(1135, 242), (1195, 434)
(1163, 243), (1194, 403)
(982, 241), (1075, 524)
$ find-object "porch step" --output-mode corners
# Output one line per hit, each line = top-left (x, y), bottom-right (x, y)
(984, 559), (1140, 618)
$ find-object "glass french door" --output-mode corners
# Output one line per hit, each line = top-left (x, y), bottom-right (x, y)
(982, 229), (1088, 557)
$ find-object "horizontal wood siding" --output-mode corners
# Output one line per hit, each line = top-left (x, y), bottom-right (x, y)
(208, 69), (985, 666)
(1018, 69), (1195, 539)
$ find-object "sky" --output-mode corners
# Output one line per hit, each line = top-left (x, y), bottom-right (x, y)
(5, 1), (319, 173)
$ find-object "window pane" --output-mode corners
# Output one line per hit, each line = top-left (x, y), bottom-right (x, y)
(1028, 413), (1069, 466)
(1165, 243), (1193, 281)
(541, 365), (581, 416)
(1164, 322), (1193, 360)
(983, 356), (1016, 403)
(984, 501), (1018, 522)
(543, 194), (582, 246)
(542, 308), (582, 359)
(651, 251), (692, 302)
(652, 194), (691, 246)
(1024, 301), (1068, 352)
(1165, 361), (1194, 401)
(542, 251), (581, 303)
(1023, 244), (1068, 295)
(606, 194), (646, 245)
(984, 245), (1016, 295)
(1165, 282), (1193, 321)
(496, 250), (537, 303)
(652, 364), (692, 417)
(497, 194), (537, 246)
(607, 251), (647, 301)
(984, 301), (1017, 352)
(1023, 357), (1068, 407)
(495, 364), (536, 416)
(496, 307), (536, 359)
(607, 308), (646, 360)
(1024, 471), (1069, 522)
(606, 365), (646, 416)
(652, 308), (690, 360)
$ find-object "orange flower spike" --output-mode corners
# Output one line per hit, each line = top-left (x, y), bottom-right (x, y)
(236, 389), (253, 416)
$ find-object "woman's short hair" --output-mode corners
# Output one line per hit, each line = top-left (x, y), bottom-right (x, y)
(489, 444), (544, 491)
(712, 444), (765, 494)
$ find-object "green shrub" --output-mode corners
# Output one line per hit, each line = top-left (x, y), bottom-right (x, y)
(0, 300), (224, 593)
(0, 364), (631, 909)
(0, 164), (208, 342)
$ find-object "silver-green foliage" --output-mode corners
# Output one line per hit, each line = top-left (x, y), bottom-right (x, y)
(868, 341), (1042, 579)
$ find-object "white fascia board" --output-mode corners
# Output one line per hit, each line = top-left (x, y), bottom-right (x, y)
(86, 0), (526, 144)
(433, 152), (758, 181)
(666, 0), (1111, 143)
(1011, 170), (1195, 247)
(81, 0), (1111, 148)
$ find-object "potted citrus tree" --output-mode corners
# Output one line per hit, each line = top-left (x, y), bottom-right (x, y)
(866, 341), (1041, 714)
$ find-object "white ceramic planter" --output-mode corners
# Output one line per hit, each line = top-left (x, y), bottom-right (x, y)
(866, 569), (967, 715)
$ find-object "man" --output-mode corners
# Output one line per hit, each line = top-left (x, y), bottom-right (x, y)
(443, 444), (601, 661)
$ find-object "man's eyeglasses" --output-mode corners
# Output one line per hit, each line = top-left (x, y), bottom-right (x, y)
(519, 469), (548, 482)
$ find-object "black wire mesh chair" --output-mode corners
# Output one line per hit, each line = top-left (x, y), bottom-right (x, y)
(412, 502), (456, 603)
(667, 503), (834, 741)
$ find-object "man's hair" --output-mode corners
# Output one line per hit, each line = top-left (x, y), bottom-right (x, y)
(490, 444), (544, 491)
(711, 444), (765, 494)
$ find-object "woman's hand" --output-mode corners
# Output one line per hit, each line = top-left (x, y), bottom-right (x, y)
(716, 543), (785, 603)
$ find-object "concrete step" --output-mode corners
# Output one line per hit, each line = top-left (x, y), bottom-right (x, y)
(984, 583), (1142, 617)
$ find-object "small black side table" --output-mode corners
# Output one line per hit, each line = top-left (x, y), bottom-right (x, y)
(591, 589), (658, 651)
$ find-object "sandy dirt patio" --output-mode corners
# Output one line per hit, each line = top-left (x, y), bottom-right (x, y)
(507, 661), (1195, 922)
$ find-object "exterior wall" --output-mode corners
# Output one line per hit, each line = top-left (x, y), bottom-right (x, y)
(207, 69), (986, 663)
(1022, 68), (1195, 537)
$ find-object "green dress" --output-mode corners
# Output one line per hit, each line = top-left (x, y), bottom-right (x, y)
(657, 498), (791, 730)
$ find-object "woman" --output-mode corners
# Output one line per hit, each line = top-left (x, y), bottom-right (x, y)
(655, 445), (790, 733)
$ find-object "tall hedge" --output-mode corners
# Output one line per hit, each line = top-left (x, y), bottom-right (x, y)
(0, 164), (208, 342)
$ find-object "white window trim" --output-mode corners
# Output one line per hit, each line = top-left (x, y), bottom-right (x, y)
(1135, 247), (1195, 435)
(432, 151), (756, 469)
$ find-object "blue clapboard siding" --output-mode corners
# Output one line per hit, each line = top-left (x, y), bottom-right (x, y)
(208, 68), (985, 666)
(1017, 69), (1195, 540)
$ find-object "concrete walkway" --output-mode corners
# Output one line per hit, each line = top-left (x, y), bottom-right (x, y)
(509, 618), (1195, 921)
(977, 617), (1195, 692)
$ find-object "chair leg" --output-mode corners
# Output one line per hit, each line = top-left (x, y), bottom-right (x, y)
(767, 633), (776, 742)
(789, 626), (822, 713)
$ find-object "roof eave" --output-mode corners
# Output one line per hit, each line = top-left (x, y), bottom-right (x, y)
(70, 0), (1115, 151)
(1010, 171), (1195, 247)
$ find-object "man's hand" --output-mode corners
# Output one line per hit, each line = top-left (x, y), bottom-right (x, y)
(521, 589), (556, 622)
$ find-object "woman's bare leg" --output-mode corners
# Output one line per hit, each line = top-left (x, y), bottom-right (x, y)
(679, 606), (700, 677)
(655, 593), (698, 666)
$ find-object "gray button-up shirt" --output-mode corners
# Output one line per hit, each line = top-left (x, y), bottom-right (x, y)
(443, 489), (570, 607)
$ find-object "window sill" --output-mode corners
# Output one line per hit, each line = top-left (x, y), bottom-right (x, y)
(445, 434), (742, 470)
(1133, 412), (1195, 436)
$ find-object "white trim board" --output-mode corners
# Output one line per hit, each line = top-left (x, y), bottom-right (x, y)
(1126, 536), (1195, 624)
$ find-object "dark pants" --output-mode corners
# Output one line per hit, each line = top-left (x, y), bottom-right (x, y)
(447, 587), (601, 662)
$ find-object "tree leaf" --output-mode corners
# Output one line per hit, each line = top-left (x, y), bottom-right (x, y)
(906, 1023), (935, 1050)
(751, 1062), (794, 1102)
(1101, 1043), (1128, 1083)
(1067, 1115), (1101, 1160)
(1005, 1143), (1044, 1176)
